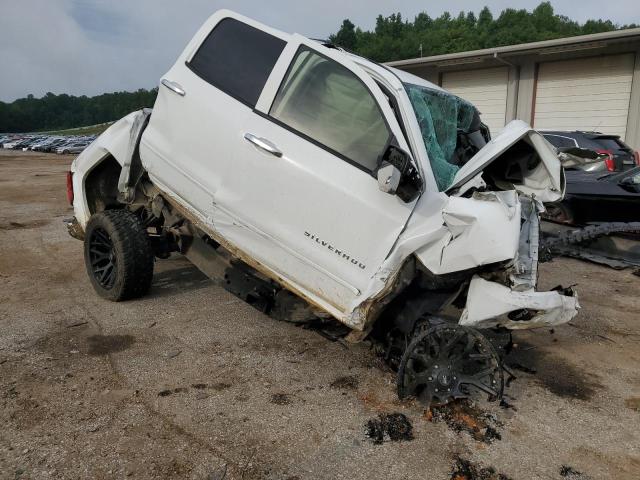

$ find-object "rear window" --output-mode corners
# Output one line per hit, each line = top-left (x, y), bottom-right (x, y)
(543, 134), (576, 149)
(188, 18), (286, 107)
(591, 137), (629, 152)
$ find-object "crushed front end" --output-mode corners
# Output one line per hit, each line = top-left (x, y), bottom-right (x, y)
(381, 121), (580, 406)
(459, 192), (580, 330)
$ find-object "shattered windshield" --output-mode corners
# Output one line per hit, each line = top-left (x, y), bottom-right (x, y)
(404, 83), (477, 191)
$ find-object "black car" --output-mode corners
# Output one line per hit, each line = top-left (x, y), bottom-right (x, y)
(542, 131), (639, 172)
(545, 167), (640, 225)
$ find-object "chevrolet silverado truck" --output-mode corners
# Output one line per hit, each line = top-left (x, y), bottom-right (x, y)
(66, 10), (579, 406)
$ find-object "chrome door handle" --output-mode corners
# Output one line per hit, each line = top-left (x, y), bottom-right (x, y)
(161, 79), (186, 96)
(244, 133), (282, 157)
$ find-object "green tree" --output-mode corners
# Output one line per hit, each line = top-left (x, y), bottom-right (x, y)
(332, 19), (357, 49)
(329, 2), (628, 63)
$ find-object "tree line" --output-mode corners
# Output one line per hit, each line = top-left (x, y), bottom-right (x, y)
(0, 88), (157, 133)
(329, 2), (636, 62)
(2, 2), (636, 133)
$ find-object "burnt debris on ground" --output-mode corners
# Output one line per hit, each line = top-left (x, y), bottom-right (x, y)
(560, 465), (591, 479)
(428, 399), (502, 444)
(330, 375), (359, 390)
(270, 393), (293, 405)
(450, 456), (512, 480)
(365, 413), (414, 444)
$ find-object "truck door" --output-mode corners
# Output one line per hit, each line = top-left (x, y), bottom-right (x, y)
(141, 12), (419, 318)
(233, 36), (419, 315)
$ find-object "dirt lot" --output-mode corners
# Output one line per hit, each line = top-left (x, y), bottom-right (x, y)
(1, 149), (639, 480)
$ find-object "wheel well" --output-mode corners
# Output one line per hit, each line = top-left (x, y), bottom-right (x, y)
(85, 155), (122, 214)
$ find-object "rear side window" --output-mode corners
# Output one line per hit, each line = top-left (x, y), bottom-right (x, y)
(269, 47), (391, 172)
(188, 18), (286, 107)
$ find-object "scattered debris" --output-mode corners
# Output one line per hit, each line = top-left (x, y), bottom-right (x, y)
(158, 387), (188, 397)
(540, 222), (640, 269)
(162, 349), (181, 359)
(365, 413), (414, 444)
(270, 393), (293, 405)
(625, 397), (640, 411)
(86, 335), (135, 355)
(65, 320), (88, 328)
(429, 400), (502, 444)
(499, 399), (517, 411)
(450, 456), (512, 480)
(633, 269), (640, 277)
(191, 383), (208, 390)
(330, 375), (359, 390)
(595, 334), (616, 343)
(211, 382), (232, 391)
(560, 465), (590, 479)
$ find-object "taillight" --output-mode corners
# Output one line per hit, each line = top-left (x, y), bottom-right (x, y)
(634, 150), (640, 167)
(66, 171), (74, 205)
(596, 149), (614, 171)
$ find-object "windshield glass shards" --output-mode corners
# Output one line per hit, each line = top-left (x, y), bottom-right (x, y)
(404, 83), (478, 191)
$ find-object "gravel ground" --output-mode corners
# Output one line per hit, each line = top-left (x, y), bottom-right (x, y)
(1, 150), (639, 480)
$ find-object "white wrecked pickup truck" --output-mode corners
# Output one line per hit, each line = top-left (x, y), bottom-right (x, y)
(66, 10), (578, 405)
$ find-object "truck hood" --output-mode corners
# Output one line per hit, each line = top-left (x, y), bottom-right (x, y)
(446, 120), (565, 203)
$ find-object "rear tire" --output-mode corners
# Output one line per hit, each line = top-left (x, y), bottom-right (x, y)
(84, 209), (154, 301)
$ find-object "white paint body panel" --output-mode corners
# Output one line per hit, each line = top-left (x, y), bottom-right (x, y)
(460, 276), (580, 329)
(71, 10), (578, 331)
(534, 53), (635, 137)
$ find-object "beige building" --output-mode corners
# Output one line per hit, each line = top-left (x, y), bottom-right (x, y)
(388, 28), (640, 148)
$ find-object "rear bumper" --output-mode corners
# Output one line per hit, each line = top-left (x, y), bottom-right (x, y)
(64, 217), (84, 240)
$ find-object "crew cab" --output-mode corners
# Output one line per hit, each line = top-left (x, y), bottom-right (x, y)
(67, 10), (579, 405)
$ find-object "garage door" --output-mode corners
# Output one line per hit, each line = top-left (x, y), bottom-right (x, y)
(534, 54), (635, 138)
(442, 67), (508, 135)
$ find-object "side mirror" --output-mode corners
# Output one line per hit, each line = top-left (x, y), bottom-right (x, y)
(376, 145), (422, 202)
(377, 162), (401, 194)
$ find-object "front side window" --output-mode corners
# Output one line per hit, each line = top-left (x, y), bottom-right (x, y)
(188, 18), (286, 107)
(270, 47), (391, 172)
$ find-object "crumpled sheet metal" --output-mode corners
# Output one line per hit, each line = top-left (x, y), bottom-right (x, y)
(447, 121), (564, 204)
(415, 190), (521, 274)
(460, 275), (580, 330)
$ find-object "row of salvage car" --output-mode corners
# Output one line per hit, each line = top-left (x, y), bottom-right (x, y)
(539, 131), (640, 226)
(0, 134), (96, 154)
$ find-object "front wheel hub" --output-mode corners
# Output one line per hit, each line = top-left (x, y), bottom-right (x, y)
(397, 324), (503, 406)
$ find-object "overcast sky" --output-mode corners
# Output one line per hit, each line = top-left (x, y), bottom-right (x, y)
(1, 0), (638, 102)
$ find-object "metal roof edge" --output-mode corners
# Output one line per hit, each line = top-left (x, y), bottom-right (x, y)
(386, 27), (640, 67)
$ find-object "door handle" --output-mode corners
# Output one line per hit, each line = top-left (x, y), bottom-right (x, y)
(244, 133), (282, 157)
(161, 79), (186, 96)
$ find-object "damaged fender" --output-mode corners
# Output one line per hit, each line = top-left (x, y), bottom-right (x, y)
(415, 190), (521, 274)
(460, 275), (580, 329)
(71, 109), (148, 227)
